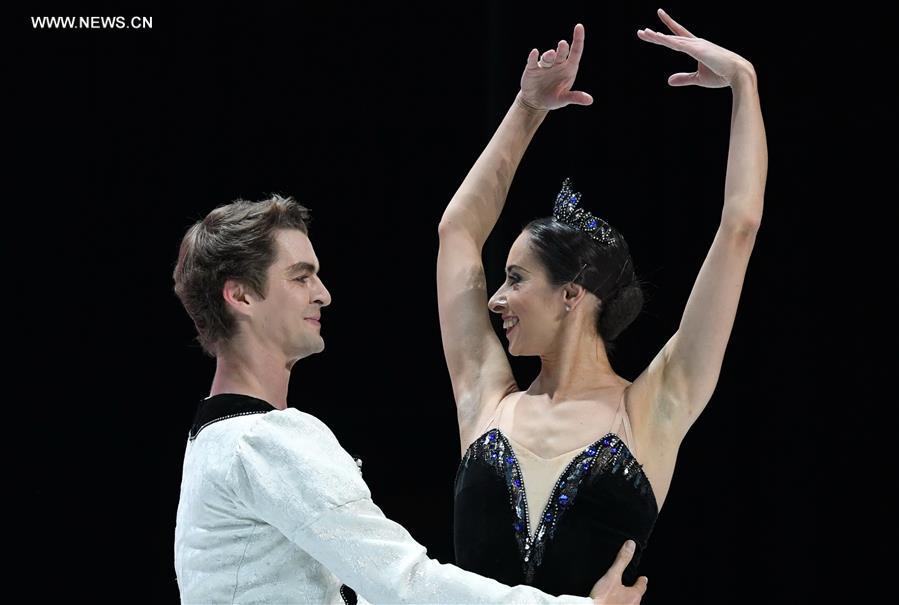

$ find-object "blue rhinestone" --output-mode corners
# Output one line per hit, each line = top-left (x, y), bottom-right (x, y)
(506, 456), (515, 465)
(587, 218), (597, 229)
(488, 433), (496, 442)
(513, 478), (522, 488)
(586, 447), (596, 456)
(611, 447), (618, 454)
(559, 494), (569, 505)
(570, 195), (577, 203)
(513, 521), (523, 532)
(491, 452), (497, 459)
(544, 513), (553, 521)
(582, 462), (591, 470)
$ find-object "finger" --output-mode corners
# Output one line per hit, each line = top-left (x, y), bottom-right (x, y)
(562, 90), (593, 106)
(540, 49), (557, 66)
(636, 28), (683, 51)
(667, 71), (698, 86)
(609, 540), (636, 578)
(526, 48), (540, 69)
(636, 28), (666, 46)
(555, 39), (570, 63)
(657, 8), (696, 38)
(634, 576), (649, 596)
(638, 29), (702, 65)
(568, 23), (585, 64)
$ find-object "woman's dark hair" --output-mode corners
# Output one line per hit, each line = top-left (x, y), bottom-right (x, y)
(523, 217), (644, 356)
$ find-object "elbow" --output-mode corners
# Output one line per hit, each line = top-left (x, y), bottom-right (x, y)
(721, 214), (761, 238)
(438, 212), (464, 237)
(392, 554), (440, 604)
(438, 214), (478, 242)
(439, 210), (488, 248)
(437, 217), (455, 237)
(737, 217), (761, 237)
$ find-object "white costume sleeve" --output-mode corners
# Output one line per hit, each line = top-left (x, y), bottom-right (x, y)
(229, 409), (592, 604)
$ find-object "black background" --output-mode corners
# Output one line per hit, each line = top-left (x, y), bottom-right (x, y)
(13, 1), (891, 602)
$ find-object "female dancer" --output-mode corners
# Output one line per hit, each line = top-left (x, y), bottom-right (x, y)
(437, 9), (766, 596)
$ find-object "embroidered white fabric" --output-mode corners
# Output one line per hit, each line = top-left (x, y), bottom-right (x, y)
(174, 407), (591, 604)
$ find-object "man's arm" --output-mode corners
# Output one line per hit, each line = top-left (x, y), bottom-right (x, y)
(229, 409), (645, 604)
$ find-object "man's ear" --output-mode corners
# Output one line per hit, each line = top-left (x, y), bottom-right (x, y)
(222, 279), (254, 317)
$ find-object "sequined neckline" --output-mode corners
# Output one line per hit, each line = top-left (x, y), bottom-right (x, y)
(459, 428), (659, 581)
(486, 428), (658, 508)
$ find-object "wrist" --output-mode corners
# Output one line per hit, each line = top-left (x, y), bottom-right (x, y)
(730, 62), (757, 89)
(515, 91), (549, 113)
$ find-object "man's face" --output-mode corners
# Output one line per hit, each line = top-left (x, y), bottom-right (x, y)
(248, 229), (331, 364)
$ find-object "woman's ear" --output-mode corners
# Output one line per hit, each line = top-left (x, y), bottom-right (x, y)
(561, 282), (588, 310)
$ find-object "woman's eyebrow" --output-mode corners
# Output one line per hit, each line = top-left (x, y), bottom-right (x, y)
(506, 264), (530, 274)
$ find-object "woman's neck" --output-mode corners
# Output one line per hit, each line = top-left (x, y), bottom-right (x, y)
(532, 329), (626, 401)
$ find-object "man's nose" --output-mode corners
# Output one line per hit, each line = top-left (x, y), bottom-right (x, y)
(316, 280), (332, 307)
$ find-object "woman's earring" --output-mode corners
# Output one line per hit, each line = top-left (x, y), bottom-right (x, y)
(565, 305), (571, 312)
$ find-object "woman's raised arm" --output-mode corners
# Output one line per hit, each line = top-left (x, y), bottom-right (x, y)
(437, 25), (593, 446)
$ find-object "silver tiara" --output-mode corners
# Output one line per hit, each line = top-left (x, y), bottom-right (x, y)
(552, 178), (617, 246)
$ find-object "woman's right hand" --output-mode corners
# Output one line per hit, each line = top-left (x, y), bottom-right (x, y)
(518, 23), (593, 111)
(589, 540), (649, 605)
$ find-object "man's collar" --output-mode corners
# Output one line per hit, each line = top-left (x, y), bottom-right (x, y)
(189, 393), (277, 440)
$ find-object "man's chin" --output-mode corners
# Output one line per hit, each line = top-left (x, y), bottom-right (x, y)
(289, 339), (325, 363)
(308, 337), (326, 355)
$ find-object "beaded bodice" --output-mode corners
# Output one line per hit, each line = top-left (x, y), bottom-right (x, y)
(453, 428), (659, 596)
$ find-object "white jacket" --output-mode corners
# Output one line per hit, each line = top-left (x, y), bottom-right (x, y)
(174, 402), (590, 604)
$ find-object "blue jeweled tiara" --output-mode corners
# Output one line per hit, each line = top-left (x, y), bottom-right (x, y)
(552, 178), (617, 246)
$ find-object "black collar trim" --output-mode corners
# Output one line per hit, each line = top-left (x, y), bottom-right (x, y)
(189, 393), (277, 441)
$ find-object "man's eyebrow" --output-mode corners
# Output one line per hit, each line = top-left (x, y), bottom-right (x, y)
(506, 265), (530, 274)
(285, 261), (319, 274)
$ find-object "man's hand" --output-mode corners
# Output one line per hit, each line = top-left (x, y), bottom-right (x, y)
(589, 540), (649, 605)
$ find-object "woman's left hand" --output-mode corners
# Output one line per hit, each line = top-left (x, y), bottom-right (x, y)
(637, 8), (754, 88)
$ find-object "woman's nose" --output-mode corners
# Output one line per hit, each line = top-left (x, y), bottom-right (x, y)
(488, 290), (507, 313)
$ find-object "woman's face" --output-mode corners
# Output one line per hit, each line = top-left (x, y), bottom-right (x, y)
(488, 232), (566, 356)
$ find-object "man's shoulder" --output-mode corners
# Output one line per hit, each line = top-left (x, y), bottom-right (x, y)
(241, 407), (345, 457)
(235, 408), (370, 503)
(255, 407), (334, 438)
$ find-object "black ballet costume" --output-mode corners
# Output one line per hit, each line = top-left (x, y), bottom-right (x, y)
(453, 395), (659, 597)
